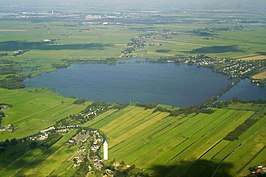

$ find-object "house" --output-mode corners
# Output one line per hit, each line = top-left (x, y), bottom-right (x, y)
(113, 162), (120, 167)
(40, 126), (55, 133)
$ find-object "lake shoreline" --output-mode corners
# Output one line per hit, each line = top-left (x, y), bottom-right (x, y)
(23, 61), (236, 107)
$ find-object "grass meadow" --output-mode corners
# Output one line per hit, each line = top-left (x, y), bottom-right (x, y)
(88, 105), (265, 177)
(0, 88), (88, 141)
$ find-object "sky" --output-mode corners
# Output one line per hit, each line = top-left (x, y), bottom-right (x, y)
(0, 0), (266, 12)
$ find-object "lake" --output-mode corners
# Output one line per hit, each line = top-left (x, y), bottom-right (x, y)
(24, 61), (237, 107)
(218, 79), (266, 101)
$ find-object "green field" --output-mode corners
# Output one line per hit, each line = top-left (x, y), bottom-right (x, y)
(0, 88), (89, 141)
(87, 105), (266, 177)
(1, 21), (266, 60)
(0, 17), (266, 86)
(0, 10), (266, 177)
(0, 130), (79, 177)
(0, 88), (265, 177)
(141, 29), (266, 59)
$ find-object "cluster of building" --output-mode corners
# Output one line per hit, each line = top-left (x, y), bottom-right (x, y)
(250, 165), (266, 176)
(27, 125), (79, 141)
(68, 131), (90, 145)
(0, 104), (11, 111)
(121, 33), (154, 57)
(0, 124), (15, 132)
(13, 50), (26, 56)
(74, 105), (109, 123)
(88, 130), (105, 170)
(121, 31), (181, 57)
(0, 11), (81, 20)
(161, 55), (266, 79)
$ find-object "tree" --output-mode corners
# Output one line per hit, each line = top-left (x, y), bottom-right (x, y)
(4, 139), (10, 146)
(29, 141), (38, 149)
(10, 138), (18, 145)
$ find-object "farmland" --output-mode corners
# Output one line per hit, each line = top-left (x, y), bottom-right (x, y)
(89, 103), (266, 177)
(0, 96), (265, 176)
(0, 11), (266, 88)
(0, 88), (88, 140)
(0, 5), (266, 177)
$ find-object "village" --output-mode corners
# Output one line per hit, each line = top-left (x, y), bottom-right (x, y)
(0, 102), (146, 176)
(158, 55), (266, 84)
(0, 104), (14, 133)
(120, 28), (266, 86)
(56, 102), (111, 127)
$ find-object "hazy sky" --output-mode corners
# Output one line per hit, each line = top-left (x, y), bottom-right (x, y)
(1, 0), (266, 12)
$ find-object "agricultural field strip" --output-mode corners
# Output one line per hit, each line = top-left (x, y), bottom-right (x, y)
(108, 114), (183, 153)
(227, 103), (265, 111)
(14, 103), (72, 124)
(81, 109), (118, 127)
(172, 112), (253, 176)
(111, 111), (162, 140)
(237, 146), (266, 177)
(157, 110), (238, 165)
(12, 130), (77, 176)
(1, 104), (82, 141)
(167, 111), (253, 166)
(211, 143), (243, 177)
(90, 106), (135, 129)
(104, 108), (152, 134)
(160, 111), (254, 176)
(118, 113), (213, 163)
(153, 39), (207, 47)
(103, 109), (155, 139)
(211, 138), (246, 164)
(50, 144), (86, 177)
(149, 113), (203, 139)
(200, 140), (231, 161)
(111, 113), (201, 161)
(178, 113), (221, 137)
(0, 91), (31, 104)
(28, 144), (79, 176)
(48, 105), (85, 122)
(3, 98), (74, 125)
(109, 112), (181, 151)
(181, 111), (249, 144)
(51, 160), (74, 176)
(0, 146), (43, 174)
(101, 107), (146, 135)
(204, 116), (258, 168)
(147, 110), (239, 167)
(240, 55), (266, 61)
(0, 149), (44, 177)
(14, 131), (77, 176)
(220, 117), (266, 175)
(228, 139), (263, 175)
(0, 90), (63, 107)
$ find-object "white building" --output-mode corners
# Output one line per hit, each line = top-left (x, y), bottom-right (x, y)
(103, 141), (108, 160)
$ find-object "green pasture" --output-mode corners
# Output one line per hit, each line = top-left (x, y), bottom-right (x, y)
(0, 130), (77, 177)
(0, 21), (137, 60)
(88, 105), (265, 177)
(1, 20), (266, 62)
(0, 94), (265, 177)
(138, 29), (266, 59)
(0, 88), (88, 140)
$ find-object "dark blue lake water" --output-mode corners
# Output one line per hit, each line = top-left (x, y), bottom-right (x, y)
(23, 62), (261, 107)
(218, 79), (266, 101)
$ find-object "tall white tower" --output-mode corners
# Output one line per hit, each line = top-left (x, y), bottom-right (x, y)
(103, 141), (108, 160)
